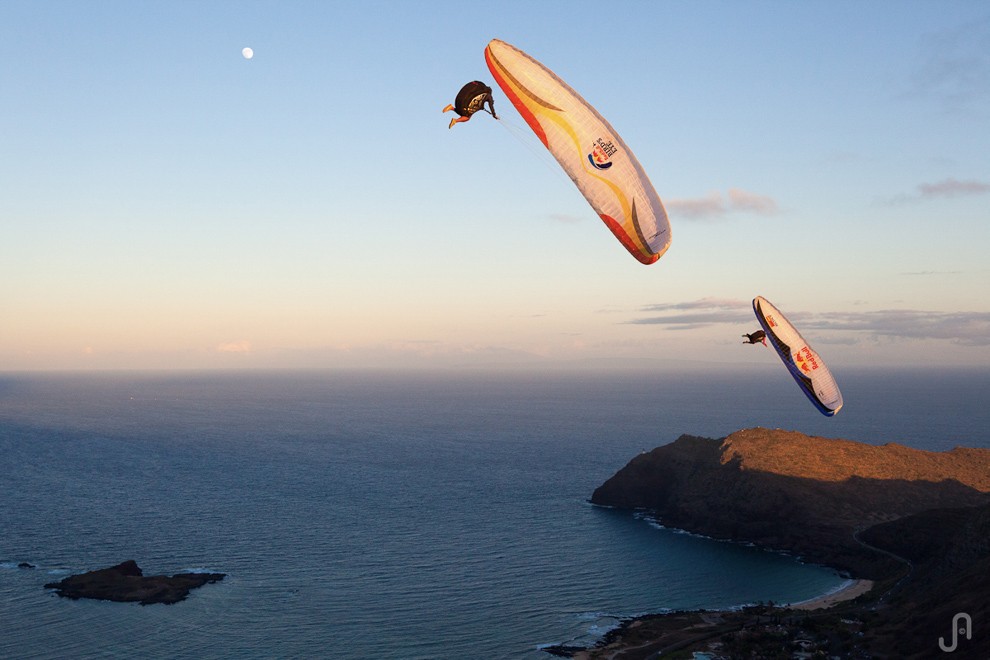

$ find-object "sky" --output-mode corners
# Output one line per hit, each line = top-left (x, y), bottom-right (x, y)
(1, 1), (988, 371)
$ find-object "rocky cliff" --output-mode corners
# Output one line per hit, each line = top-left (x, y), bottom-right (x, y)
(591, 428), (990, 578)
(580, 428), (990, 658)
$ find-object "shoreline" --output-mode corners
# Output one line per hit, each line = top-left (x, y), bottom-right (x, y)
(553, 579), (877, 658)
(787, 577), (874, 610)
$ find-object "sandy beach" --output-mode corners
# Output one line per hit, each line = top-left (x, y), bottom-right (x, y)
(788, 578), (874, 610)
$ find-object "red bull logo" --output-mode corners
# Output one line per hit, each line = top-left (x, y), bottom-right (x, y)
(766, 315), (777, 328)
(794, 346), (819, 373)
(588, 137), (617, 170)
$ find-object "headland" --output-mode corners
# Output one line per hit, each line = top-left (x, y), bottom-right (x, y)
(550, 428), (990, 659)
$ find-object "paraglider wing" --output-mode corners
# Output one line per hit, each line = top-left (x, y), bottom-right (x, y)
(484, 39), (671, 265)
(753, 296), (843, 416)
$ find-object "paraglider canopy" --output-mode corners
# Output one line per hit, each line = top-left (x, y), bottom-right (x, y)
(753, 296), (843, 416)
(484, 39), (671, 265)
(443, 81), (497, 128)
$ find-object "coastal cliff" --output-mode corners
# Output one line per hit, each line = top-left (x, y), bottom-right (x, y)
(591, 428), (990, 578)
(577, 428), (990, 659)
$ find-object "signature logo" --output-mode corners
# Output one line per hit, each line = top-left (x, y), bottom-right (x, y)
(939, 612), (972, 653)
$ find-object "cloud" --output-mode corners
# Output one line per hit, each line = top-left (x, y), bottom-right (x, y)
(628, 299), (990, 346)
(666, 189), (779, 220)
(917, 178), (990, 198)
(216, 340), (252, 353)
(665, 192), (726, 219)
(727, 188), (778, 214)
(628, 298), (754, 327)
(640, 297), (750, 313)
(812, 310), (990, 346)
(886, 177), (990, 205)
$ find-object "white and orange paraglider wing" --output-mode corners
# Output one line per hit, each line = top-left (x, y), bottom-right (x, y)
(485, 39), (670, 265)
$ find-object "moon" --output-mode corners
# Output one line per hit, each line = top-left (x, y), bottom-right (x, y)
(242, 47), (254, 60)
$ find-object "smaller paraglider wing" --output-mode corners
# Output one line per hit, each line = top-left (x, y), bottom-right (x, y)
(753, 296), (843, 416)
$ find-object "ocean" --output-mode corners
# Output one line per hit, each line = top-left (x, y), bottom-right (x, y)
(2, 366), (988, 659)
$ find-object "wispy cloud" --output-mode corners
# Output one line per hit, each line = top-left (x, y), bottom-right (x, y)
(627, 299), (990, 346)
(728, 189), (779, 214)
(887, 177), (990, 204)
(917, 178), (990, 198)
(666, 189), (779, 220)
(665, 191), (725, 219)
(814, 310), (990, 346)
(639, 297), (750, 313)
(629, 298), (754, 328)
(216, 340), (252, 353)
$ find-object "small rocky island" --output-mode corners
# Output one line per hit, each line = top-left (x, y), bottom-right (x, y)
(44, 560), (225, 605)
(554, 428), (990, 659)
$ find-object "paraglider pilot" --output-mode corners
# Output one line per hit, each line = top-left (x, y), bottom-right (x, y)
(743, 330), (767, 346)
(443, 81), (497, 128)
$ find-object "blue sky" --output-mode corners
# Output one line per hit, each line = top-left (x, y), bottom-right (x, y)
(1, 1), (988, 371)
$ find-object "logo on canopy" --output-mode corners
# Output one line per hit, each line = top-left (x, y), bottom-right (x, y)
(795, 346), (819, 373)
(588, 138), (616, 170)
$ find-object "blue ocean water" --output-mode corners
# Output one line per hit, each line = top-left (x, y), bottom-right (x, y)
(1, 367), (987, 659)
